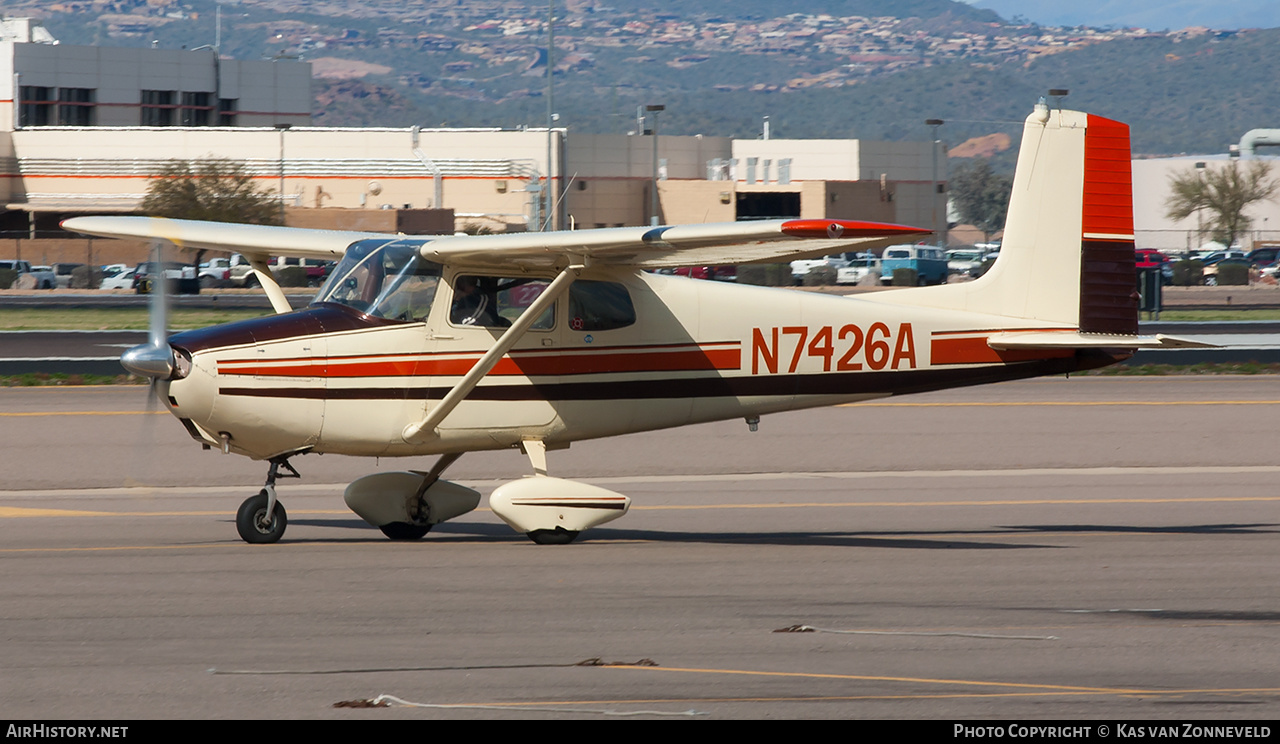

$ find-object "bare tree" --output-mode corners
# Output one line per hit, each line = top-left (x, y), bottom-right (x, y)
(140, 158), (282, 270)
(141, 158), (281, 225)
(949, 158), (1012, 243)
(1165, 160), (1277, 249)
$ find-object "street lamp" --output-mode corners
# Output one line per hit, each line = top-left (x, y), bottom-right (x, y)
(275, 123), (291, 224)
(545, 0), (555, 231)
(925, 118), (945, 248)
(646, 104), (664, 226)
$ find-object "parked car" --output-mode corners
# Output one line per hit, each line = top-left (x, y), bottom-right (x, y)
(214, 254), (333, 287)
(52, 262), (86, 289)
(835, 254), (881, 285)
(1135, 249), (1173, 285)
(672, 265), (736, 282)
(1246, 246), (1280, 267)
(945, 248), (985, 277)
(789, 254), (851, 283)
(1203, 257), (1251, 286)
(880, 244), (947, 285)
(100, 267), (136, 290)
(1195, 249), (1247, 266)
(132, 260), (195, 294)
(198, 258), (232, 288)
(30, 265), (59, 288)
(0, 260), (56, 288)
(269, 256), (332, 287)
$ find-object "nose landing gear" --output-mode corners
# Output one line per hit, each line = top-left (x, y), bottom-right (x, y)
(235, 456), (300, 544)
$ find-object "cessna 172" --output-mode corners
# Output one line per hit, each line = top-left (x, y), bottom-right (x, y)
(63, 102), (1200, 546)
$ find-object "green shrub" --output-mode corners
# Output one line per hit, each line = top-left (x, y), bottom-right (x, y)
(274, 266), (309, 287)
(891, 267), (919, 286)
(1215, 262), (1249, 286)
(70, 265), (102, 289)
(1171, 259), (1204, 286)
(802, 265), (837, 286)
(736, 263), (792, 286)
(0, 268), (16, 289)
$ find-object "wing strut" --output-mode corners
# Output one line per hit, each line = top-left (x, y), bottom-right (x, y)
(246, 256), (294, 315)
(401, 264), (582, 444)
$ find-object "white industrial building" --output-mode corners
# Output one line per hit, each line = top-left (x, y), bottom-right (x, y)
(1132, 155), (1280, 254)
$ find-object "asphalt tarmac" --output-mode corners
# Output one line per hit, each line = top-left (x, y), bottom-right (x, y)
(2, 376), (1279, 720)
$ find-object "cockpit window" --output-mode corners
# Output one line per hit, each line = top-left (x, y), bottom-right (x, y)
(450, 275), (554, 330)
(313, 239), (441, 322)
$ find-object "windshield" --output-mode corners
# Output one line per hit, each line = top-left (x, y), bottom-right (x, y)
(313, 239), (442, 322)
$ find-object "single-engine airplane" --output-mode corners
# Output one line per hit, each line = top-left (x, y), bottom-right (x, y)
(63, 102), (1203, 545)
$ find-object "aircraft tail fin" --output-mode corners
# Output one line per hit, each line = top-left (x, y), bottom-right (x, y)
(869, 102), (1137, 333)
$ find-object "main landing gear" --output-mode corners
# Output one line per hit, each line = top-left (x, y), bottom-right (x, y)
(485, 440), (632, 545)
(235, 456), (300, 544)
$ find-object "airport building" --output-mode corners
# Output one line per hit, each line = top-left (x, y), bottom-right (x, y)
(0, 20), (946, 267)
(1131, 155), (1280, 253)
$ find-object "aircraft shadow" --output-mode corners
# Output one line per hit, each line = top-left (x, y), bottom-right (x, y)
(245, 519), (1277, 548)
(278, 518), (1057, 548)
(550, 527), (1058, 550)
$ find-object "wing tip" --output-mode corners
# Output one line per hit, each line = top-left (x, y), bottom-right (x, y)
(780, 219), (931, 240)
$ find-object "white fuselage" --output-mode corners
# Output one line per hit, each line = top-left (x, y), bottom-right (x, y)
(161, 269), (1095, 462)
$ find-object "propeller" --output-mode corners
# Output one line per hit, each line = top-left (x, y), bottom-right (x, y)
(122, 238), (177, 488)
(120, 239), (177, 381)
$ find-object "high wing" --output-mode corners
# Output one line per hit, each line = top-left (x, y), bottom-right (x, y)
(414, 218), (930, 269)
(61, 215), (930, 269)
(60, 216), (388, 260)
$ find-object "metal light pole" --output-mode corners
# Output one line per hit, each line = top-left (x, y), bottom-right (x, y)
(1195, 160), (1207, 249)
(544, 0), (555, 231)
(925, 118), (944, 248)
(646, 104), (664, 226)
(275, 123), (291, 224)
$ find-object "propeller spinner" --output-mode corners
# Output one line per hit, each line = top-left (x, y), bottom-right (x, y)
(120, 239), (184, 380)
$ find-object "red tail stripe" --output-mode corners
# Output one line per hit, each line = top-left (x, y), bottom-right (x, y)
(1083, 114), (1134, 237)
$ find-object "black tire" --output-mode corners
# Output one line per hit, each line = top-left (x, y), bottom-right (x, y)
(243, 274), (259, 289)
(236, 490), (287, 544)
(527, 527), (579, 545)
(199, 275), (216, 289)
(379, 522), (431, 540)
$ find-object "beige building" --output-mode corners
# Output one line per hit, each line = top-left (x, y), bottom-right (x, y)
(1132, 155), (1280, 254)
(0, 20), (946, 265)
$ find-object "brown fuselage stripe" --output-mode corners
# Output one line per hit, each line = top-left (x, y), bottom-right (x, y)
(509, 501), (628, 510)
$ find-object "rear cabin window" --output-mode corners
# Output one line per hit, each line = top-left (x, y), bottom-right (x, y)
(567, 281), (635, 331)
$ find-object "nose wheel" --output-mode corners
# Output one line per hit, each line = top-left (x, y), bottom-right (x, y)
(235, 455), (301, 544)
(236, 488), (288, 544)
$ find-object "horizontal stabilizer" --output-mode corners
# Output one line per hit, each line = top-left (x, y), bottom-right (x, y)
(987, 332), (1218, 350)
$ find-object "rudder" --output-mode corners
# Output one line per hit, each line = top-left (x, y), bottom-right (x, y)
(869, 103), (1138, 334)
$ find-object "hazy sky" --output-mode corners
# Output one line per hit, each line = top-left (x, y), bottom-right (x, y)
(961, 0), (1280, 30)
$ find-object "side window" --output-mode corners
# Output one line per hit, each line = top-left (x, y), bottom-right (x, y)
(567, 281), (635, 331)
(450, 275), (554, 330)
